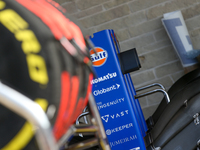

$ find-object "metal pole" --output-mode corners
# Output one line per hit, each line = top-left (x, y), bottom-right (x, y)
(135, 83), (165, 92)
(88, 94), (111, 150)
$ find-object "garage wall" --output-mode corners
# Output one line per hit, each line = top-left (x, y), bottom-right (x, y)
(56, 0), (200, 118)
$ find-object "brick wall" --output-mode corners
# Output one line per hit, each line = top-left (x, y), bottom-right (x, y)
(56, 0), (200, 118)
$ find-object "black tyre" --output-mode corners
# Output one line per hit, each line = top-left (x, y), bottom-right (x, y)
(0, 0), (92, 149)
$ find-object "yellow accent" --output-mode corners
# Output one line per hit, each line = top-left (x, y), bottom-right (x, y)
(0, 8), (49, 85)
(0, 9), (28, 33)
(2, 122), (33, 150)
(15, 30), (41, 53)
(26, 54), (49, 85)
(35, 98), (48, 111)
(0, 1), (5, 10)
(2, 99), (48, 150)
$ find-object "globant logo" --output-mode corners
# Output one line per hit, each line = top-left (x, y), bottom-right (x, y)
(106, 123), (133, 136)
(93, 84), (120, 96)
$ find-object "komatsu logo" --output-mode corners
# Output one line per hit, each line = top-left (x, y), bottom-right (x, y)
(90, 47), (108, 67)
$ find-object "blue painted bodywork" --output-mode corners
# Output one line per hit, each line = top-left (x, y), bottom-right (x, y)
(90, 29), (146, 150)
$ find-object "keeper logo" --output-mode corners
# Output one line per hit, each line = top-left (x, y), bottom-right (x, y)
(90, 47), (108, 67)
(105, 123), (133, 136)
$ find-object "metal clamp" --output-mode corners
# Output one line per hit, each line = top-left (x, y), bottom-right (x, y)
(135, 83), (170, 104)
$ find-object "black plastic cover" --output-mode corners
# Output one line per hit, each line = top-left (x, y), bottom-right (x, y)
(118, 48), (141, 74)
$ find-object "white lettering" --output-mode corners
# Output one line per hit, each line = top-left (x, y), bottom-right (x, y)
(116, 113), (120, 118)
(130, 135), (137, 140)
(95, 97), (124, 110)
(101, 110), (129, 123)
(93, 84), (120, 96)
(106, 123), (133, 136)
(130, 147), (140, 150)
(110, 134), (137, 147)
(90, 72), (118, 84)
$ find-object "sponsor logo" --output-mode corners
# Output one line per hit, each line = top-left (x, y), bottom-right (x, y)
(130, 147), (140, 150)
(110, 135), (137, 147)
(101, 115), (109, 123)
(106, 123), (133, 136)
(90, 47), (108, 67)
(97, 98), (125, 110)
(106, 129), (112, 135)
(101, 110), (128, 123)
(0, 7), (48, 85)
(93, 84), (120, 96)
(90, 72), (117, 85)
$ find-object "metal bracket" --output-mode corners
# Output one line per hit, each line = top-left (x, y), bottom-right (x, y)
(136, 83), (165, 92)
(135, 83), (170, 104)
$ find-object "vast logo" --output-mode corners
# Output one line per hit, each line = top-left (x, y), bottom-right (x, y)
(90, 47), (108, 67)
(101, 110), (128, 123)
